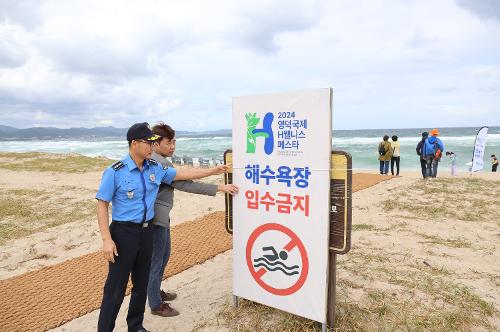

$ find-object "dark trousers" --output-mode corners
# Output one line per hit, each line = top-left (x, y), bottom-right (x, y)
(420, 159), (427, 179)
(391, 156), (400, 175)
(493, 164), (498, 172)
(97, 222), (154, 332)
(426, 157), (439, 178)
(379, 160), (389, 174)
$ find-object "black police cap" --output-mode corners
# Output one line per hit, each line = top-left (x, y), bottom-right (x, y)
(126, 122), (160, 142)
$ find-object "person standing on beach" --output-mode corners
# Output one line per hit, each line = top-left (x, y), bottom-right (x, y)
(390, 135), (401, 176)
(378, 135), (393, 175)
(423, 128), (444, 178)
(95, 122), (231, 332)
(147, 122), (238, 317)
(492, 154), (498, 172)
(416, 131), (429, 179)
(446, 151), (458, 176)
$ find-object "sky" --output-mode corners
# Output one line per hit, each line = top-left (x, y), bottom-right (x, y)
(0, 0), (499, 131)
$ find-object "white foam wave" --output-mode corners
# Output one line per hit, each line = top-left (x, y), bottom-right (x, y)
(333, 134), (500, 146)
(177, 136), (229, 141)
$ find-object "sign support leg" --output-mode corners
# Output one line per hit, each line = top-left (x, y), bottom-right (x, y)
(322, 322), (327, 332)
(327, 252), (337, 329)
(233, 295), (239, 308)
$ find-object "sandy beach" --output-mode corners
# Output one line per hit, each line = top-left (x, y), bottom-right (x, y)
(1, 152), (499, 331)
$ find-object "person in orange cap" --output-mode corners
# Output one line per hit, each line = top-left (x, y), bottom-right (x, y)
(422, 128), (445, 178)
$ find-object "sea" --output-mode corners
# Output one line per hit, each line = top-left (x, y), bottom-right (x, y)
(1, 126), (499, 172)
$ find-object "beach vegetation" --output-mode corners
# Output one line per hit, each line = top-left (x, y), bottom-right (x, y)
(0, 188), (96, 244)
(212, 276), (496, 331)
(209, 239), (497, 331)
(0, 152), (114, 173)
(215, 298), (321, 331)
(0, 152), (47, 159)
(415, 232), (472, 248)
(335, 243), (497, 331)
(352, 223), (376, 231)
(382, 178), (500, 223)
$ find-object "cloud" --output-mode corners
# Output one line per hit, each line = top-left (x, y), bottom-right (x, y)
(0, 23), (29, 68)
(223, 0), (325, 53)
(456, 0), (500, 21)
(0, 0), (499, 130)
(0, 0), (44, 29)
(0, 38), (27, 69)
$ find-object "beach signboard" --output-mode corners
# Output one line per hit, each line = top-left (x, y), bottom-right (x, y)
(232, 88), (332, 323)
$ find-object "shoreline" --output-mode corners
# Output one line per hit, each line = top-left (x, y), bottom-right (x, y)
(1, 150), (497, 173)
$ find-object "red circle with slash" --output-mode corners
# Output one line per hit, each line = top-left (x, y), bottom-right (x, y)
(246, 223), (309, 296)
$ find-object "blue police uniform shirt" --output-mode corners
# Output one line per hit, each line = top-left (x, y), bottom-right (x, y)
(96, 154), (177, 223)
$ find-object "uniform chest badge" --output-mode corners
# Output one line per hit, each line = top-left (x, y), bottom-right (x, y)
(127, 191), (134, 199)
(149, 173), (156, 182)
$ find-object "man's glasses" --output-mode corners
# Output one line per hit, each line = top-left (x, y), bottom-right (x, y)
(136, 139), (158, 147)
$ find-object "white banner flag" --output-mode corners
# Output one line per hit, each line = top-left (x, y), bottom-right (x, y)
(471, 126), (488, 172)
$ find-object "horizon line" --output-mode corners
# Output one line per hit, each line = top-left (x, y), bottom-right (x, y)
(1, 124), (499, 132)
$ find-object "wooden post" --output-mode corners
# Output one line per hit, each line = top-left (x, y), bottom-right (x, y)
(327, 252), (337, 328)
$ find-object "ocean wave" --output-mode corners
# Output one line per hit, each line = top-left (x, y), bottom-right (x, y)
(253, 257), (299, 270)
(333, 134), (500, 145)
(177, 137), (229, 141)
(253, 263), (299, 276)
(1, 128), (499, 172)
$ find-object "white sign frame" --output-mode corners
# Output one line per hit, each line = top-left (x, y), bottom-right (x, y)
(232, 88), (332, 323)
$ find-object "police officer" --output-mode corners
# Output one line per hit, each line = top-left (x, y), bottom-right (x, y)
(96, 122), (229, 332)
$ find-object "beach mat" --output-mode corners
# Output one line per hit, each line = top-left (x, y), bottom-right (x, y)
(352, 173), (395, 192)
(0, 173), (392, 331)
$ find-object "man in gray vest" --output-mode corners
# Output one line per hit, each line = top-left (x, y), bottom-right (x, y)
(147, 122), (238, 317)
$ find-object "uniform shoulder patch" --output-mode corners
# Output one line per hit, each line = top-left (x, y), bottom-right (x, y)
(148, 159), (158, 166)
(111, 161), (125, 171)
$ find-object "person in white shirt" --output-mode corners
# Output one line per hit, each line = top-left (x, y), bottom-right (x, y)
(390, 135), (401, 176)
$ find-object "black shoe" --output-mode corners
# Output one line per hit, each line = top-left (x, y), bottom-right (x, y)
(130, 328), (151, 332)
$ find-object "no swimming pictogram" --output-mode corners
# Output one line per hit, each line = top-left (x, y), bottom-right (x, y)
(245, 223), (309, 296)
